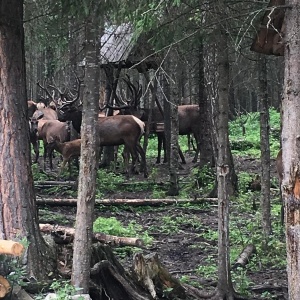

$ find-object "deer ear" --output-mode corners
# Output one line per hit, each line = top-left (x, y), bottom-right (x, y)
(37, 113), (44, 120)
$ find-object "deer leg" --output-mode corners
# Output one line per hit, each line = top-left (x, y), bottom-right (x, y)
(179, 145), (186, 164)
(156, 133), (165, 164)
(162, 134), (167, 163)
(33, 140), (40, 163)
(49, 146), (54, 170)
(46, 141), (56, 170)
(114, 146), (119, 172)
(43, 142), (47, 171)
(126, 144), (139, 176)
(136, 144), (148, 178)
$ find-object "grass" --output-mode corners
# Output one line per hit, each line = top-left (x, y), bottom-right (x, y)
(93, 216), (153, 245)
(229, 107), (280, 157)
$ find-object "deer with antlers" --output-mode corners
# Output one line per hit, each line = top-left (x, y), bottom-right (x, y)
(52, 74), (148, 178)
(114, 77), (201, 164)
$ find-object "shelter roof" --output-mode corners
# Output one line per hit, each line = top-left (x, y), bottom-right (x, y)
(100, 23), (159, 72)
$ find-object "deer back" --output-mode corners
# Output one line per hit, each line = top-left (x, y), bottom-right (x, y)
(32, 107), (57, 122)
(97, 115), (144, 146)
(39, 120), (70, 144)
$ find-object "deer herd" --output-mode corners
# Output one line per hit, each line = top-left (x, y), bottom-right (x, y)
(27, 77), (201, 179)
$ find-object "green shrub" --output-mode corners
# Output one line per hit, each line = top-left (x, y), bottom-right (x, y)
(229, 108), (280, 157)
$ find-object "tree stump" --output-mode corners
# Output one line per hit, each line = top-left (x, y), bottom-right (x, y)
(132, 252), (186, 299)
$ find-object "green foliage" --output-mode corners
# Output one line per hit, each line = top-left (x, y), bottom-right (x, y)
(229, 108), (280, 157)
(149, 214), (202, 235)
(96, 170), (125, 198)
(93, 217), (153, 245)
(180, 165), (215, 197)
(31, 164), (49, 181)
(232, 267), (254, 297)
(196, 254), (217, 280)
(49, 279), (81, 300)
(0, 238), (30, 288)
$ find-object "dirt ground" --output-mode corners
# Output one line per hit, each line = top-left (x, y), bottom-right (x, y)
(36, 153), (288, 300)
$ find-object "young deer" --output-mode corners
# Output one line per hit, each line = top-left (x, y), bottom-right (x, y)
(53, 139), (81, 177)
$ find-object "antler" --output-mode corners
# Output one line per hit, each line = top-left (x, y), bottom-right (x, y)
(64, 70), (84, 104)
(37, 80), (54, 101)
(123, 75), (142, 108)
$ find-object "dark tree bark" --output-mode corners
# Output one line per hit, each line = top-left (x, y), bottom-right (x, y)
(197, 41), (214, 167)
(71, 8), (100, 293)
(212, 0), (239, 299)
(258, 54), (272, 242)
(281, 1), (300, 298)
(164, 49), (179, 196)
(0, 0), (56, 280)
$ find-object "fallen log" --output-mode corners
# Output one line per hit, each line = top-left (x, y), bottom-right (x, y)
(36, 197), (218, 207)
(39, 224), (143, 247)
(0, 275), (11, 299)
(0, 240), (24, 256)
(35, 181), (76, 186)
(232, 244), (256, 269)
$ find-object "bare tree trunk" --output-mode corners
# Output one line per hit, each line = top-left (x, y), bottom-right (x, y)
(213, 1), (239, 298)
(0, 0), (56, 280)
(281, 1), (300, 298)
(258, 54), (271, 242)
(197, 41), (214, 167)
(71, 9), (100, 293)
(164, 49), (179, 196)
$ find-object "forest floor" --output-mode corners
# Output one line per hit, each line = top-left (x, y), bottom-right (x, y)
(35, 152), (288, 300)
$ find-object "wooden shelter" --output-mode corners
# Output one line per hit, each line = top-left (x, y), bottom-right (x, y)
(100, 23), (159, 72)
(251, 0), (285, 56)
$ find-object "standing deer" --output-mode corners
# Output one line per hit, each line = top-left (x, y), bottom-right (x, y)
(57, 102), (148, 178)
(29, 113), (70, 170)
(53, 138), (81, 177)
(29, 105), (58, 163)
(116, 78), (201, 164)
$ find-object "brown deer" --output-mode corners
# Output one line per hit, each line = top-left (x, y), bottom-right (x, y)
(115, 78), (201, 164)
(57, 102), (148, 178)
(53, 138), (81, 176)
(29, 114), (70, 170)
(30, 106), (58, 163)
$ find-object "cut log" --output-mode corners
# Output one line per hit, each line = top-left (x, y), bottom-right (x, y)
(0, 275), (11, 298)
(36, 197), (218, 207)
(39, 224), (143, 247)
(232, 244), (256, 269)
(0, 240), (24, 256)
(132, 252), (186, 299)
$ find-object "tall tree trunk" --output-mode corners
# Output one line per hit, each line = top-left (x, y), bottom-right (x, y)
(258, 54), (271, 242)
(0, 0), (56, 280)
(164, 49), (179, 196)
(213, 0), (239, 298)
(197, 41), (214, 167)
(281, 1), (300, 298)
(71, 9), (100, 293)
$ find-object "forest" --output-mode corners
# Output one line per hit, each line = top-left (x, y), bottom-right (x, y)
(0, 0), (297, 300)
